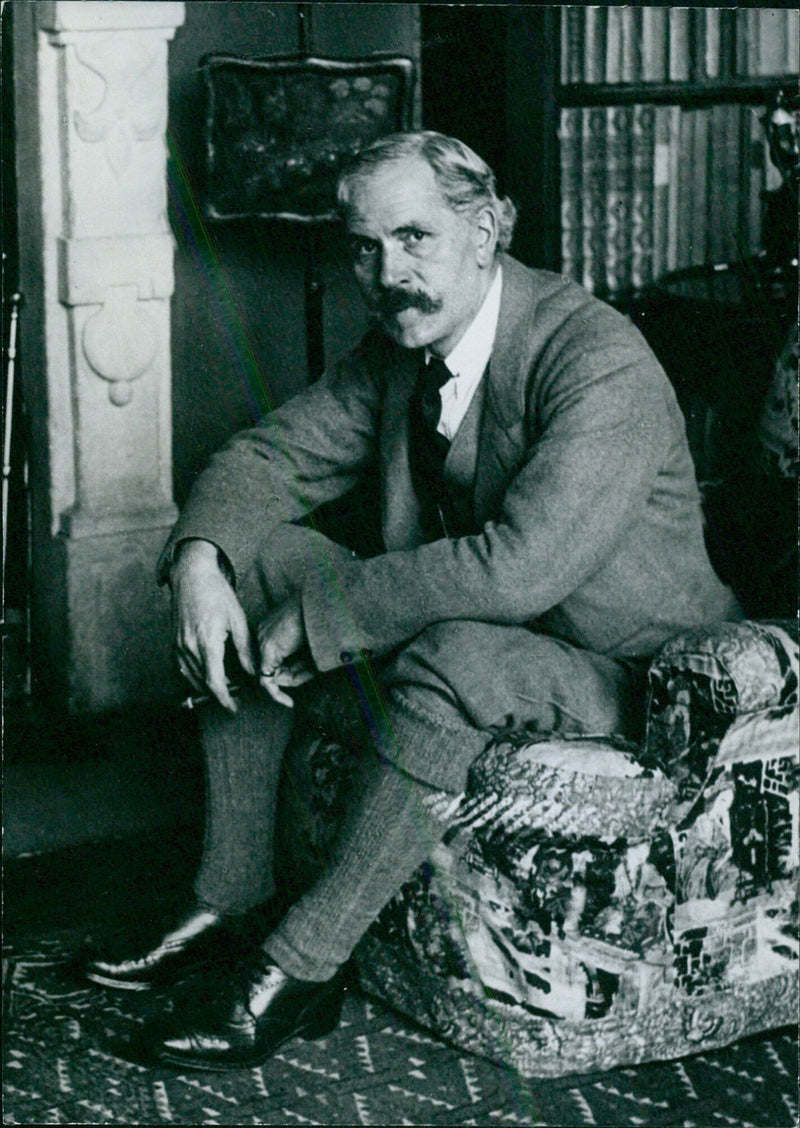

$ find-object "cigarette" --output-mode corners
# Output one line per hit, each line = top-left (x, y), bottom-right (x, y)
(180, 684), (243, 710)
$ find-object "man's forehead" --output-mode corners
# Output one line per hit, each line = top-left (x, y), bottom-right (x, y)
(344, 157), (450, 228)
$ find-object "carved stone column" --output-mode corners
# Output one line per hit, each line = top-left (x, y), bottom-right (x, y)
(15, 2), (185, 711)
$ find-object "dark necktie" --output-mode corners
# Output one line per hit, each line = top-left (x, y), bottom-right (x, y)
(408, 355), (452, 539)
(417, 355), (452, 440)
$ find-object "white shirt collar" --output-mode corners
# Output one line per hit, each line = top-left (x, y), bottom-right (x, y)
(425, 265), (503, 442)
(427, 264), (503, 382)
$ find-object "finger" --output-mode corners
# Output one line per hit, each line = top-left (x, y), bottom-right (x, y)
(176, 622), (207, 673)
(207, 671), (238, 713)
(259, 672), (294, 708)
(229, 604), (255, 677)
(273, 662), (314, 687)
(201, 635), (237, 712)
(275, 670), (314, 688)
(177, 660), (205, 694)
(177, 647), (206, 690)
(258, 638), (282, 682)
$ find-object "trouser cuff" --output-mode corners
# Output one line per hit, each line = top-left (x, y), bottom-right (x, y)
(263, 927), (341, 984)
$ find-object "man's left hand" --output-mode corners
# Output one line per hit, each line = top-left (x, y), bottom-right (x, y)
(257, 596), (314, 708)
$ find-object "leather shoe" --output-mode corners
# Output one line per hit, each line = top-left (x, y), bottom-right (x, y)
(79, 903), (273, 992)
(142, 951), (346, 1070)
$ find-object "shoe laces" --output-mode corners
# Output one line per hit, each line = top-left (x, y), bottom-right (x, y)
(219, 948), (280, 1005)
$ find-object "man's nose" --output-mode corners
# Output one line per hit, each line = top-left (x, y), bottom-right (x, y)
(379, 243), (409, 289)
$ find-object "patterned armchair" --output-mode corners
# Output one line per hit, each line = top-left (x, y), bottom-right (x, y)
(279, 617), (797, 1077)
(277, 267), (798, 1077)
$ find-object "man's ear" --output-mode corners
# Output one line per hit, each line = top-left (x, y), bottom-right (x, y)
(474, 206), (499, 267)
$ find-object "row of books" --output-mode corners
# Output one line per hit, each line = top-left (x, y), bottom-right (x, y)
(558, 102), (783, 296)
(559, 7), (800, 86)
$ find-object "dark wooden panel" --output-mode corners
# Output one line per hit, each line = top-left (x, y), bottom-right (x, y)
(420, 5), (562, 271)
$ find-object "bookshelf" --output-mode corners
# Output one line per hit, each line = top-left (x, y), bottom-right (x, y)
(556, 6), (798, 298)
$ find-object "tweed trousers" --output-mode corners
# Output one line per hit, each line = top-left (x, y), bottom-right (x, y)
(192, 524), (646, 977)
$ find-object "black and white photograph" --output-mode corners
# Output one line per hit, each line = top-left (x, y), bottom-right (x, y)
(2, 3), (798, 1124)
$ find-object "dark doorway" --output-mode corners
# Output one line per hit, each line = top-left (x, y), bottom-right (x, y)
(420, 5), (561, 272)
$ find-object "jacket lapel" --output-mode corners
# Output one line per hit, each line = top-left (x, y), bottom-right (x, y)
(443, 377), (485, 491)
(474, 255), (534, 523)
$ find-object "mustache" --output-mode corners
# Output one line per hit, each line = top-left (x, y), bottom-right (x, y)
(371, 288), (443, 317)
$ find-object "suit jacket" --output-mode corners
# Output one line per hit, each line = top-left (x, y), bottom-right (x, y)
(160, 254), (740, 670)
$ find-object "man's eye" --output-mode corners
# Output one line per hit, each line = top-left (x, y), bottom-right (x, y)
(403, 230), (427, 246)
(349, 238), (378, 259)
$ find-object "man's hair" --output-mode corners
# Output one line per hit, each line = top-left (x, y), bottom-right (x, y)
(336, 131), (518, 253)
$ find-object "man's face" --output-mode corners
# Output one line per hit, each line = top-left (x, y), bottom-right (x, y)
(344, 157), (495, 357)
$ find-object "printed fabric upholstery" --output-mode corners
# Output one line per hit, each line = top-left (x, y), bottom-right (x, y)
(284, 619), (799, 1078)
(645, 620), (798, 800)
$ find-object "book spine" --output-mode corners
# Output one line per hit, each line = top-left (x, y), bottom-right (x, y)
(669, 8), (690, 82)
(757, 9), (788, 76)
(605, 6), (623, 84)
(746, 102), (766, 255)
(735, 104), (755, 260)
(581, 105), (608, 293)
(688, 8), (706, 83)
(621, 7), (643, 83)
(558, 108), (584, 282)
(707, 103), (736, 262)
(735, 8), (761, 77)
(734, 9), (745, 76)
(726, 102), (745, 262)
(690, 108), (709, 266)
(583, 6), (607, 84)
(605, 103), (634, 294)
(676, 109), (695, 269)
(631, 103), (656, 288)
(719, 9), (736, 80)
(704, 8), (721, 80)
(566, 6), (585, 84)
(560, 7), (569, 85)
(788, 10), (800, 74)
(652, 105), (671, 281)
(642, 7), (668, 84)
(666, 105), (682, 272)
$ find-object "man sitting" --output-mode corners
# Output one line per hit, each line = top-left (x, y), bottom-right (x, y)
(81, 131), (740, 1071)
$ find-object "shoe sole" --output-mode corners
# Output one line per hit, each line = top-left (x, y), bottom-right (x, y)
(84, 950), (239, 993)
(85, 969), (154, 992)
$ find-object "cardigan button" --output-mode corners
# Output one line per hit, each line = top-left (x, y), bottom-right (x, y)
(339, 650), (354, 664)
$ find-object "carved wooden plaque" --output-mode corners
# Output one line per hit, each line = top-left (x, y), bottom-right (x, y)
(201, 53), (415, 222)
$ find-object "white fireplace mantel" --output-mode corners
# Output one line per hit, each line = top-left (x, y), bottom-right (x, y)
(14, 1), (186, 711)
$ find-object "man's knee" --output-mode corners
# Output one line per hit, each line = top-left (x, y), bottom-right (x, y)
(381, 620), (511, 727)
(386, 618), (645, 740)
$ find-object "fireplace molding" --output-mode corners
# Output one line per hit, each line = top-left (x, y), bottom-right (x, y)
(14, 1), (185, 711)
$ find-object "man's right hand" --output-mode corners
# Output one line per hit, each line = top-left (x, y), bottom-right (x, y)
(169, 539), (255, 712)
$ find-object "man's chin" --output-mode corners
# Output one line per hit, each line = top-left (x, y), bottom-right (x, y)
(380, 312), (433, 349)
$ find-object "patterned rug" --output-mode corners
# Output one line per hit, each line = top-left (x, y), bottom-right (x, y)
(3, 926), (797, 1126)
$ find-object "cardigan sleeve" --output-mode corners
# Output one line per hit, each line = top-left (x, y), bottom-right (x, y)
(156, 335), (386, 586)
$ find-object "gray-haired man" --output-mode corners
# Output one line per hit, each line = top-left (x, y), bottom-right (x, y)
(81, 132), (740, 1070)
